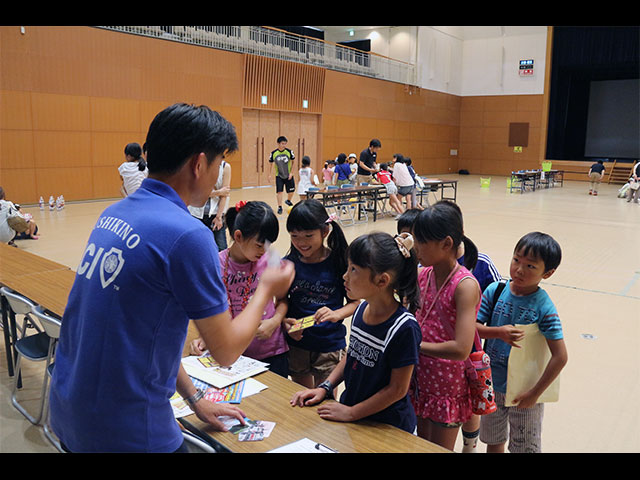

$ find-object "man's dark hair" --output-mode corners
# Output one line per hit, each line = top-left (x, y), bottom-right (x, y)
(514, 231), (562, 272)
(369, 138), (381, 148)
(145, 103), (238, 175)
(277, 136), (288, 144)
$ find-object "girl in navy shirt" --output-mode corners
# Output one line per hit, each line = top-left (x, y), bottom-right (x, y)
(290, 232), (422, 434)
(284, 199), (358, 389)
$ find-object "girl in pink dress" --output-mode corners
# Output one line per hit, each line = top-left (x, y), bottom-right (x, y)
(409, 200), (482, 451)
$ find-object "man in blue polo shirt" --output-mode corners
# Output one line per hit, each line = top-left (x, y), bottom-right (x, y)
(49, 103), (295, 452)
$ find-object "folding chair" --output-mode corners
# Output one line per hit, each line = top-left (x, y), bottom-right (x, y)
(29, 305), (64, 450)
(334, 184), (368, 226)
(1, 287), (43, 385)
(0, 287), (43, 339)
(182, 430), (218, 453)
(11, 303), (60, 426)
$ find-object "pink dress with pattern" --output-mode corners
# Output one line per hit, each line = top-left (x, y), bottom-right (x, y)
(409, 265), (481, 424)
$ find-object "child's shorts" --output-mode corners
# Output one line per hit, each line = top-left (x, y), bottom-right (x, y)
(479, 391), (544, 453)
(288, 345), (345, 384)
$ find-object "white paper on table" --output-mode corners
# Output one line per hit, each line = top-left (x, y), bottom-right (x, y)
(505, 323), (560, 406)
(182, 353), (269, 388)
(268, 438), (337, 453)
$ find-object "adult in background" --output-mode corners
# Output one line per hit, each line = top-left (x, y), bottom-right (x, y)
(268, 136), (296, 214)
(0, 187), (39, 245)
(626, 160), (640, 203)
(587, 160), (605, 196)
(188, 159), (231, 251)
(356, 139), (381, 185)
(49, 103), (295, 453)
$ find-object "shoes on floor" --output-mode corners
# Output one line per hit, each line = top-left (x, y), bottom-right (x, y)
(285, 200), (293, 206)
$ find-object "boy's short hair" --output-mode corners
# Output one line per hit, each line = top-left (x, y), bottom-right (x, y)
(514, 232), (562, 272)
(277, 136), (288, 143)
(396, 208), (422, 234)
(369, 138), (381, 148)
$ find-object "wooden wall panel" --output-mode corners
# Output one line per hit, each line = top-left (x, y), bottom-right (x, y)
(0, 26), (245, 203)
(458, 94), (546, 176)
(1, 130), (35, 169)
(322, 70), (460, 175)
(0, 91), (33, 130)
(243, 55), (325, 114)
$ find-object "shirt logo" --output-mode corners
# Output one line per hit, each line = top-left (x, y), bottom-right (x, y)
(77, 243), (126, 289)
(100, 247), (125, 288)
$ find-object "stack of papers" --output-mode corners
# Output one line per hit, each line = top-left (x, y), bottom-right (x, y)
(172, 353), (270, 418)
(182, 353), (269, 388)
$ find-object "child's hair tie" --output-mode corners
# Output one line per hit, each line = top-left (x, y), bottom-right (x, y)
(235, 200), (247, 211)
(394, 233), (414, 258)
(325, 213), (338, 224)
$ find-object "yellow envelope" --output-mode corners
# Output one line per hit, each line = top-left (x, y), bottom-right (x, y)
(505, 323), (560, 406)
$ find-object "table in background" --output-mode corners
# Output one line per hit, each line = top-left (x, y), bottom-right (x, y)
(181, 369), (449, 453)
(510, 170), (564, 193)
(417, 178), (458, 205)
(305, 185), (385, 222)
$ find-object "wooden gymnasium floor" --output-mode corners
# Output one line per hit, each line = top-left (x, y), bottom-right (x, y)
(1, 174), (638, 453)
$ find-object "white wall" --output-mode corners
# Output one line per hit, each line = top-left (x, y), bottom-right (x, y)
(459, 31), (547, 96)
(322, 26), (548, 96)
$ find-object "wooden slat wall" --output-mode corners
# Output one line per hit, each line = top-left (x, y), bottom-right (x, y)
(322, 70), (461, 175)
(243, 55), (325, 114)
(458, 94), (546, 176)
(0, 26), (245, 204)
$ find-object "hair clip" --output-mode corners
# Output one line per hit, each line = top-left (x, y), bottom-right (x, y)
(235, 200), (247, 211)
(326, 213), (338, 223)
(394, 233), (414, 258)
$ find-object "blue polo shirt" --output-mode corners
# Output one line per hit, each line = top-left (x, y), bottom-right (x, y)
(49, 178), (228, 452)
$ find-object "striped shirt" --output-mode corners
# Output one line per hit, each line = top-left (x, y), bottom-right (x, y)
(477, 280), (563, 393)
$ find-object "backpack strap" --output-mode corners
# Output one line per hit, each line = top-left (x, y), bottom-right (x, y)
(482, 278), (507, 350)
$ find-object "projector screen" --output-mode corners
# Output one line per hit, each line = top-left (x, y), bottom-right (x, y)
(584, 79), (640, 159)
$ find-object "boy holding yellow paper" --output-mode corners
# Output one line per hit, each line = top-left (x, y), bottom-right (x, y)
(476, 232), (568, 453)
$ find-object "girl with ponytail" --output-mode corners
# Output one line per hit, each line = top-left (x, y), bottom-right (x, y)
(284, 199), (358, 389)
(290, 231), (422, 434)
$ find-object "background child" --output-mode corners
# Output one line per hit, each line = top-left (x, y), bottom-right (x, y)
(403, 157), (423, 210)
(587, 160), (605, 196)
(409, 200), (482, 451)
(375, 163), (404, 216)
(284, 199), (359, 389)
(118, 142), (148, 197)
(290, 232), (422, 434)
(333, 153), (352, 187)
(322, 160), (335, 187)
(396, 208), (421, 237)
(476, 231), (568, 453)
(347, 153), (358, 182)
(391, 155), (415, 210)
(297, 156), (315, 200)
(189, 200), (292, 377)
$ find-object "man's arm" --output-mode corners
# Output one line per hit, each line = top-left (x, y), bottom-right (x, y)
(193, 262), (295, 366)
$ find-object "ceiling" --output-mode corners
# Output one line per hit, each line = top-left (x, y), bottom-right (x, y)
(310, 26), (547, 40)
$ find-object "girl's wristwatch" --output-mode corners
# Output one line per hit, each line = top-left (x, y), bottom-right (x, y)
(318, 380), (334, 399)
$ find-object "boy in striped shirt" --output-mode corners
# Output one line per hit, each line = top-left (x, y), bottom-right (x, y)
(476, 232), (568, 453)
